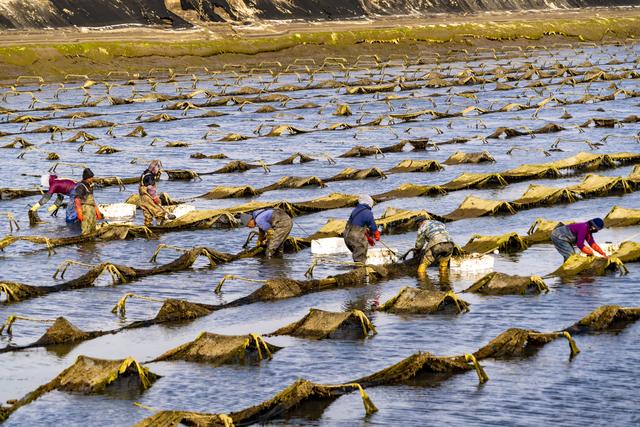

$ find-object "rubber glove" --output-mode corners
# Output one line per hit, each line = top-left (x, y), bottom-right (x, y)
(256, 231), (267, 247)
(579, 245), (594, 256)
(590, 242), (608, 258)
(364, 229), (375, 246)
(374, 230), (381, 241)
(30, 202), (41, 212)
(95, 206), (104, 220)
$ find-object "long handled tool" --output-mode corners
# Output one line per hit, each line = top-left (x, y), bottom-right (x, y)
(377, 238), (398, 256)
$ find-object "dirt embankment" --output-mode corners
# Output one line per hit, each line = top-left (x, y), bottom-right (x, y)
(0, 6), (638, 82)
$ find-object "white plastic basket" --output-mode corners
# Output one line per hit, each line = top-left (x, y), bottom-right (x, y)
(450, 253), (495, 272)
(98, 203), (137, 220)
(165, 204), (196, 219)
(311, 237), (351, 255)
(311, 238), (398, 265)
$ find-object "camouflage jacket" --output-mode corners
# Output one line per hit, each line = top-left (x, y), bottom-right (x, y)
(415, 220), (452, 251)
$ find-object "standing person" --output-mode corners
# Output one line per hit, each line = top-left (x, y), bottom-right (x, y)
(414, 218), (455, 276)
(139, 160), (175, 226)
(343, 195), (380, 263)
(551, 218), (607, 261)
(241, 207), (293, 258)
(74, 168), (103, 235)
(29, 174), (76, 225)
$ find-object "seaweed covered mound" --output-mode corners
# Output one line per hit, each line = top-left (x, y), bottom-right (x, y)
(134, 411), (233, 427)
(550, 254), (627, 277)
(229, 379), (378, 423)
(32, 317), (104, 347)
(464, 272), (548, 295)
(473, 328), (579, 359)
(565, 305), (640, 334)
(151, 332), (280, 365)
(0, 0), (189, 29)
(1, 356), (157, 421)
(379, 287), (469, 314)
(354, 352), (481, 387)
(271, 308), (376, 339)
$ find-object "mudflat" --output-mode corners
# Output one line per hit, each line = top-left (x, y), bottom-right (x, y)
(0, 7), (638, 81)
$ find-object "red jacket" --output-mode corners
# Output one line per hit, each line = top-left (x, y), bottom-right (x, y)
(48, 175), (76, 195)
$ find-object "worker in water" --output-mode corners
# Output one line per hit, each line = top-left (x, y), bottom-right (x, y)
(343, 195), (380, 263)
(414, 218), (455, 277)
(551, 218), (607, 261)
(241, 207), (293, 258)
(139, 160), (175, 226)
(29, 174), (76, 224)
(74, 168), (103, 235)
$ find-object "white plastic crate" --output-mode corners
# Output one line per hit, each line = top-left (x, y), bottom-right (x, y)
(98, 203), (137, 220)
(311, 237), (350, 255)
(165, 204), (196, 219)
(311, 238), (398, 265)
(449, 253), (495, 272)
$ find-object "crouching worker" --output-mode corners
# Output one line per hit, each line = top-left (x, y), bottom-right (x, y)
(551, 218), (607, 261)
(415, 218), (455, 276)
(74, 168), (103, 235)
(242, 208), (293, 258)
(343, 195), (380, 263)
(29, 174), (76, 225)
(139, 160), (175, 226)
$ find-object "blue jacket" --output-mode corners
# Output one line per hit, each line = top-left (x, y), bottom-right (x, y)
(347, 203), (377, 232)
(252, 208), (273, 232)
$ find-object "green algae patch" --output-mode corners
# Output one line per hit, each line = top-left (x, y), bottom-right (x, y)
(0, 15), (638, 77)
(0, 46), (42, 67)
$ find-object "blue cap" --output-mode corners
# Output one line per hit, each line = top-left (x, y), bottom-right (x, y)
(589, 218), (605, 230)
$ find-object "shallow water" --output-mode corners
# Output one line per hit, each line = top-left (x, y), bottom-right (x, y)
(1, 41), (639, 426)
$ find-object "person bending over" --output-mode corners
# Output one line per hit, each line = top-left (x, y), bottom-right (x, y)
(29, 174), (76, 224)
(343, 194), (379, 263)
(415, 218), (455, 276)
(242, 208), (293, 258)
(139, 160), (175, 226)
(551, 218), (607, 261)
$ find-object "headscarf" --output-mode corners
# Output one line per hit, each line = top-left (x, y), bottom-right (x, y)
(358, 194), (374, 207)
(148, 160), (162, 175)
(40, 174), (51, 189)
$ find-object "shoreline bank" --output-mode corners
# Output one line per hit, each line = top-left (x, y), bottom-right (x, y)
(0, 8), (638, 81)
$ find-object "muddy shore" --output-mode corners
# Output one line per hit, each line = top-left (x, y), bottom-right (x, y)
(0, 7), (638, 81)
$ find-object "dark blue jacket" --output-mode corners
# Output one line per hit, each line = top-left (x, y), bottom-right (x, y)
(347, 203), (377, 232)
